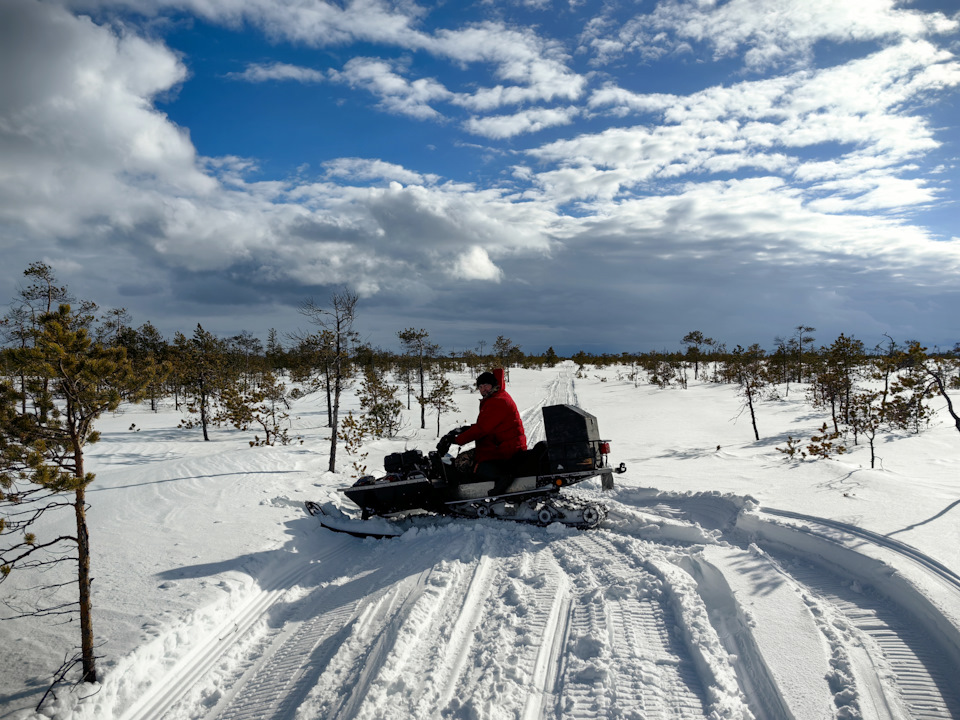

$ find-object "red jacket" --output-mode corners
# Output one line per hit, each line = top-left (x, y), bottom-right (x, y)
(455, 389), (527, 463)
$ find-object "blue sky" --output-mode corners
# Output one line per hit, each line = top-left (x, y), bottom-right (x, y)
(1, 0), (959, 356)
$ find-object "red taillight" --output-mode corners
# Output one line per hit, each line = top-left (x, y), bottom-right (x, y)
(600, 442), (611, 455)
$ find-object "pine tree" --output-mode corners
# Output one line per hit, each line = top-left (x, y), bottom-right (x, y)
(792, 325), (816, 383)
(398, 328), (439, 430)
(423, 374), (459, 436)
(2, 303), (147, 686)
(923, 352), (960, 435)
(885, 342), (936, 434)
(846, 391), (884, 468)
(300, 290), (358, 472)
(265, 328), (285, 370)
(357, 367), (404, 438)
(810, 334), (865, 433)
(220, 371), (296, 446)
(492, 335), (522, 380)
(175, 325), (230, 441)
(117, 322), (171, 411)
(724, 344), (769, 441)
(681, 331), (715, 380)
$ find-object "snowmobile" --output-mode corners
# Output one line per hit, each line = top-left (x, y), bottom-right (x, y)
(306, 404), (626, 538)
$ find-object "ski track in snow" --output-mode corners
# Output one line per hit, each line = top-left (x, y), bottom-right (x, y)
(56, 368), (960, 720)
(520, 366), (579, 446)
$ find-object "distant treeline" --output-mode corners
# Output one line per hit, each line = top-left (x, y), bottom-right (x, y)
(4, 264), (959, 447)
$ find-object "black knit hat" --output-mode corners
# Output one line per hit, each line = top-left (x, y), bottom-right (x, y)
(475, 371), (498, 388)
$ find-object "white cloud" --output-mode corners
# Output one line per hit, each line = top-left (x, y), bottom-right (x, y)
(588, 0), (960, 69)
(553, 176), (960, 283)
(4, 0), (958, 351)
(0, 0), (553, 293)
(543, 40), (960, 206)
(330, 57), (452, 119)
(464, 106), (580, 139)
(74, 0), (586, 117)
(0, 0), (214, 239)
(322, 158), (441, 186)
(69, 0), (428, 47)
(806, 173), (938, 212)
(451, 245), (503, 281)
(426, 22), (585, 103)
(230, 61), (327, 83)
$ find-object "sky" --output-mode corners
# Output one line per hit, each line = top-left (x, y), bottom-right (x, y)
(1, 0), (959, 357)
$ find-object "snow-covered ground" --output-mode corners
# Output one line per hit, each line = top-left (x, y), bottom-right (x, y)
(2, 362), (959, 720)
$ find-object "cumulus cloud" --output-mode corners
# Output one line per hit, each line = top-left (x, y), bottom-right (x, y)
(450, 246), (503, 282)
(0, 0), (553, 295)
(0, 0), (214, 241)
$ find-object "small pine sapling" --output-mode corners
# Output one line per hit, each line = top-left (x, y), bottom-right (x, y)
(846, 392), (884, 468)
(776, 436), (807, 460)
(338, 411), (371, 478)
(806, 422), (847, 460)
(777, 423), (847, 462)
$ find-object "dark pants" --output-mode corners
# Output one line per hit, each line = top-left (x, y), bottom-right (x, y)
(454, 450), (513, 494)
(476, 459), (514, 495)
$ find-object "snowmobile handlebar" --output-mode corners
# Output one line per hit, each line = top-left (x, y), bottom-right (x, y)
(436, 426), (470, 456)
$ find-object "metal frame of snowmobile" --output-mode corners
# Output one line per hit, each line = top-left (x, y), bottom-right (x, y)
(336, 404), (626, 529)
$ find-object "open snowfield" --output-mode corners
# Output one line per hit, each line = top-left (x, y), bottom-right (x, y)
(2, 361), (959, 720)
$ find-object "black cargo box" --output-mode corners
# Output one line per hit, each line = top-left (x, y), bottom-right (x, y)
(542, 404), (603, 472)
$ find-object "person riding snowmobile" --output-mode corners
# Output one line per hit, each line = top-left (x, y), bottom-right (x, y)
(445, 371), (527, 492)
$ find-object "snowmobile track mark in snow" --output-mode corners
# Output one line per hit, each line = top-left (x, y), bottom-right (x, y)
(520, 556), (574, 720)
(550, 533), (711, 719)
(434, 540), (579, 719)
(612, 494), (960, 719)
(745, 505), (960, 717)
(214, 600), (361, 720)
(782, 559), (960, 720)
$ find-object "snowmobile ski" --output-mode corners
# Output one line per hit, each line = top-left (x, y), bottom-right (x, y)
(304, 501), (403, 539)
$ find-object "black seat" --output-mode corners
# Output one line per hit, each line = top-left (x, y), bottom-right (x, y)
(509, 441), (549, 477)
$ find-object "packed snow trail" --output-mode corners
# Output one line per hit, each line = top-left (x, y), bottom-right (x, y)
(190, 520), (725, 720)
(518, 364), (579, 445)
(116, 533), (361, 720)
(547, 532), (711, 719)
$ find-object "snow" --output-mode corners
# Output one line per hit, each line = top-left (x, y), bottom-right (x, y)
(2, 362), (959, 719)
